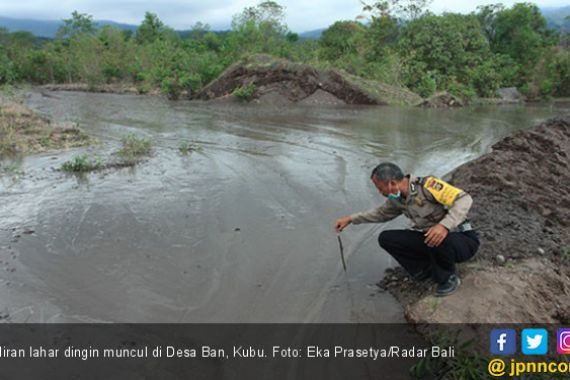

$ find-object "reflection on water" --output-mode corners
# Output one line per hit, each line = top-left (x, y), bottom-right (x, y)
(0, 90), (567, 323)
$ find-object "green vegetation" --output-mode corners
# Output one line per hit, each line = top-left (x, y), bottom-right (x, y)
(178, 140), (201, 155)
(1, 83), (15, 97)
(60, 133), (155, 172)
(178, 140), (191, 155)
(118, 133), (152, 158)
(61, 153), (103, 172)
(0, 0), (568, 100)
(233, 83), (256, 101)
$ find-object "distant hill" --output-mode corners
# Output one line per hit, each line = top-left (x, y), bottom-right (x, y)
(299, 28), (325, 40)
(0, 16), (60, 37)
(0, 15), (329, 40)
(542, 6), (570, 31)
(0, 16), (137, 38)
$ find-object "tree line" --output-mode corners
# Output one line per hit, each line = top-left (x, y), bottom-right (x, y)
(0, 0), (568, 100)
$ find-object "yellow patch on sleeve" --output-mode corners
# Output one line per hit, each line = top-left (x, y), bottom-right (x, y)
(423, 177), (463, 206)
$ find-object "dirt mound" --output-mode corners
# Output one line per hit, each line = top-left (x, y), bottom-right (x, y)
(381, 116), (570, 323)
(298, 89), (347, 106)
(420, 92), (464, 108)
(450, 116), (570, 260)
(193, 54), (423, 106)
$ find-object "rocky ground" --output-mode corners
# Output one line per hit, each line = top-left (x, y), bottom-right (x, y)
(378, 116), (570, 323)
(420, 92), (464, 108)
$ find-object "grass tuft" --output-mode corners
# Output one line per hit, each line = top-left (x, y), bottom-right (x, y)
(61, 154), (103, 172)
(117, 133), (152, 158)
(233, 83), (256, 101)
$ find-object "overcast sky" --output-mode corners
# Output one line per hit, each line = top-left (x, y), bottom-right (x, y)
(0, 0), (568, 32)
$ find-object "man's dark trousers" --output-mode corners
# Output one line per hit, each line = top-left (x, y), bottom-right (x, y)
(378, 229), (480, 284)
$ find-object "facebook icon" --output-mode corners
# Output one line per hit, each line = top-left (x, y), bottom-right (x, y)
(490, 329), (516, 355)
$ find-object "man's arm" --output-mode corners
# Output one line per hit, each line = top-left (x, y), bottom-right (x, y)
(334, 201), (402, 233)
(350, 200), (402, 225)
(438, 193), (473, 230)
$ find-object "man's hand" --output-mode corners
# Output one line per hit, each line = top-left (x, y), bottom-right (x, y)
(424, 224), (448, 247)
(334, 216), (352, 233)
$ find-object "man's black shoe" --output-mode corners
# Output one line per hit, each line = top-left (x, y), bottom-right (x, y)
(410, 267), (432, 281)
(435, 274), (460, 297)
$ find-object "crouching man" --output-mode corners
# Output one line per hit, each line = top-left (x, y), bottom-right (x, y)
(334, 162), (479, 296)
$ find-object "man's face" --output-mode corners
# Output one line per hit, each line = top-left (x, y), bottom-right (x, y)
(372, 177), (397, 197)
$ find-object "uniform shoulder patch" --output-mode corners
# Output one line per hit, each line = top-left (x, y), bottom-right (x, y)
(423, 177), (464, 207)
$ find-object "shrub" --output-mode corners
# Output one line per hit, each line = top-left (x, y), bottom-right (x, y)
(447, 82), (477, 100)
(539, 79), (553, 97)
(417, 73), (437, 98)
(178, 140), (192, 155)
(469, 61), (501, 97)
(118, 133), (152, 157)
(233, 83), (256, 101)
(61, 154), (103, 172)
(0, 49), (16, 84)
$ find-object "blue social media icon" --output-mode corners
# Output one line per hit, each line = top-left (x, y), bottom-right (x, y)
(490, 329), (516, 355)
(522, 328), (548, 355)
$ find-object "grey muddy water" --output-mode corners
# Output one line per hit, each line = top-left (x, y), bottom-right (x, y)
(1, 90), (567, 322)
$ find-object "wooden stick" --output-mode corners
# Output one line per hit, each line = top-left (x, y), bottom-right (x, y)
(337, 234), (347, 272)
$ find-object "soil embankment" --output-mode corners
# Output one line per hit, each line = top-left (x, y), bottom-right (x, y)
(381, 117), (570, 323)
(193, 54), (423, 106)
(40, 83), (149, 95)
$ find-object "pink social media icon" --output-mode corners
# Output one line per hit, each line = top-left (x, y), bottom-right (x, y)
(557, 329), (570, 354)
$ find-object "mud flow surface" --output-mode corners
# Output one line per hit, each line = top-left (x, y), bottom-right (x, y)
(0, 90), (568, 323)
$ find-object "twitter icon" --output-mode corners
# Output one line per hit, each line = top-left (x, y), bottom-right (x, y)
(522, 329), (548, 355)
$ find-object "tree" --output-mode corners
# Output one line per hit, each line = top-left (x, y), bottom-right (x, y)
(57, 11), (96, 40)
(7, 31), (36, 50)
(398, 13), (492, 93)
(392, 0), (433, 20)
(53, 12), (98, 84)
(475, 4), (504, 42)
(136, 12), (168, 44)
(227, 1), (290, 57)
(286, 32), (299, 43)
(360, 0), (432, 21)
(481, 3), (555, 75)
(0, 27), (9, 46)
(358, 1), (399, 61)
(366, 15), (398, 60)
(319, 21), (365, 61)
(189, 22), (210, 40)
(0, 45), (16, 84)
(232, 1), (287, 32)
(98, 26), (134, 82)
(135, 39), (201, 99)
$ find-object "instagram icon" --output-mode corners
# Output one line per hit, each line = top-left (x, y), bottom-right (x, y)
(557, 329), (570, 354)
